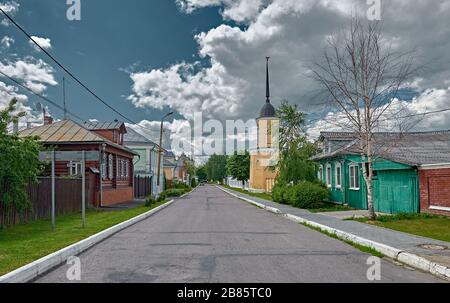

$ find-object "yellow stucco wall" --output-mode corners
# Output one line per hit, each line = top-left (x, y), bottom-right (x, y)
(249, 117), (280, 193)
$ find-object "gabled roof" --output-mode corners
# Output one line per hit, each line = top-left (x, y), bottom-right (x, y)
(163, 158), (177, 167)
(312, 130), (450, 166)
(165, 150), (176, 158)
(124, 127), (156, 145)
(83, 121), (126, 132)
(19, 120), (138, 155)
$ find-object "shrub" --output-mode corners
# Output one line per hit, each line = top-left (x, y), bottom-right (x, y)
(157, 192), (167, 202)
(191, 179), (197, 188)
(164, 188), (186, 197)
(289, 182), (330, 209)
(144, 196), (156, 207)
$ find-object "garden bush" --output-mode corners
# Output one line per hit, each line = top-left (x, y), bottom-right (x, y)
(290, 182), (330, 209)
(272, 182), (329, 209)
(144, 196), (156, 207)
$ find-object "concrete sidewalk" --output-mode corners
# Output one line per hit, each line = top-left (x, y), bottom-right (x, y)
(218, 186), (450, 280)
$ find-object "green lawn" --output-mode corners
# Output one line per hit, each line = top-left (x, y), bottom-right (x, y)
(222, 185), (273, 201)
(0, 201), (166, 276)
(355, 213), (450, 243)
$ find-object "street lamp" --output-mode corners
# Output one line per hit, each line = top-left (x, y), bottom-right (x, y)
(156, 112), (173, 189)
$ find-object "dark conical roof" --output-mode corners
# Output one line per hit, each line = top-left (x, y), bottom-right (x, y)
(258, 57), (276, 119)
(259, 102), (276, 118)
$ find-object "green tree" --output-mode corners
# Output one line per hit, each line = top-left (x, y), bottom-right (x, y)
(195, 165), (207, 182)
(204, 154), (227, 182)
(275, 101), (319, 185)
(226, 151), (250, 187)
(0, 99), (43, 212)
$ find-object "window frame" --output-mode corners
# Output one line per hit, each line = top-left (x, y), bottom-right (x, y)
(69, 161), (82, 176)
(349, 164), (360, 190)
(326, 163), (332, 188)
(101, 153), (107, 180)
(335, 162), (342, 189)
(108, 154), (114, 180)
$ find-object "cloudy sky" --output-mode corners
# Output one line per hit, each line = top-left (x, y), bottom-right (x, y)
(1, 0), (450, 153)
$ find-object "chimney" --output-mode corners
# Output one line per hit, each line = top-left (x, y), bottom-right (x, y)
(13, 120), (19, 133)
(44, 116), (53, 125)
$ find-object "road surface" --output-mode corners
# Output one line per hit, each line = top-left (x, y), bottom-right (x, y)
(35, 185), (442, 283)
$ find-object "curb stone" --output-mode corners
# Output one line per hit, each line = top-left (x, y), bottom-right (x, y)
(217, 186), (450, 281)
(0, 199), (174, 283)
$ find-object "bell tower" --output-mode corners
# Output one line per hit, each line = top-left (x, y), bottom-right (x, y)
(249, 57), (280, 193)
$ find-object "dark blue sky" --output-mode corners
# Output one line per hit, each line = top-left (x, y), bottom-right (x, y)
(1, 0), (224, 123)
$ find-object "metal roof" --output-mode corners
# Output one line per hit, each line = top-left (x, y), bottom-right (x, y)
(19, 120), (138, 155)
(313, 130), (450, 166)
(83, 121), (125, 131)
(124, 127), (156, 145)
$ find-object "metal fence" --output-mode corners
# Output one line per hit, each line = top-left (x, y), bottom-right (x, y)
(0, 177), (87, 227)
(134, 175), (152, 198)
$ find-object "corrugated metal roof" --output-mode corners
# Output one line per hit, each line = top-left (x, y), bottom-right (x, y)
(19, 120), (138, 155)
(124, 127), (156, 145)
(313, 130), (450, 166)
(83, 121), (125, 131)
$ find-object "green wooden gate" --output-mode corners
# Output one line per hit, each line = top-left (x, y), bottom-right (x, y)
(373, 170), (418, 214)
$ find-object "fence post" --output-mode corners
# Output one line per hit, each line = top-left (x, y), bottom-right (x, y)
(82, 151), (86, 228)
(51, 150), (56, 231)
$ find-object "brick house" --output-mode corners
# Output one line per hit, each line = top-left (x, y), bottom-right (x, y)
(419, 164), (450, 216)
(20, 119), (138, 207)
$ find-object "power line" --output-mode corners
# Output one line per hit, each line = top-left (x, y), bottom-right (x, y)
(0, 7), (139, 125)
(0, 69), (87, 123)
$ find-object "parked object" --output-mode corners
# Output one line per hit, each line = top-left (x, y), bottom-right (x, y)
(312, 131), (450, 215)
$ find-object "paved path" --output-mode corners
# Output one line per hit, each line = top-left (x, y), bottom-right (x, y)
(222, 186), (450, 267)
(35, 185), (442, 283)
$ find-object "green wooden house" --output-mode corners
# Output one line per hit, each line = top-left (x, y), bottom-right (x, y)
(312, 131), (450, 214)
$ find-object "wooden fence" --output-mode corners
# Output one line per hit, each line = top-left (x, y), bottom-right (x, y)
(0, 177), (87, 227)
(134, 176), (152, 198)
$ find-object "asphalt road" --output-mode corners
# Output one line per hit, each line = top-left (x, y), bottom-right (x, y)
(35, 185), (442, 283)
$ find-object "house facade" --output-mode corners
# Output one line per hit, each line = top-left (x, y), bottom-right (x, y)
(313, 131), (450, 216)
(124, 127), (165, 197)
(20, 119), (137, 207)
(249, 58), (279, 193)
(163, 151), (192, 186)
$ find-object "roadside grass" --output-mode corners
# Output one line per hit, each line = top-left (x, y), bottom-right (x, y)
(0, 201), (166, 276)
(352, 213), (450, 243)
(301, 222), (385, 258)
(308, 203), (355, 213)
(222, 185), (273, 201)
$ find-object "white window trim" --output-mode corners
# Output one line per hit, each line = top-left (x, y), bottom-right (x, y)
(101, 153), (107, 179)
(69, 161), (81, 176)
(335, 162), (342, 189)
(349, 164), (360, 190)
(125, 160), (129, 178)
(326, 163), (332, 188)
(318, 165), (324, 182)
(108, 154), (114, 180)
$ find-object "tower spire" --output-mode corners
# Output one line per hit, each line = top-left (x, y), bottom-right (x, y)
(266, 56), (270, 103)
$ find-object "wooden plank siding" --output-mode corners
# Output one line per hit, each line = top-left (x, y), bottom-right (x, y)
(0, 177), (89, 228)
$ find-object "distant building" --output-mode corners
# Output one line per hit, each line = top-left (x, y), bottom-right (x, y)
(20, 119), (138, 206)
(163, 151), (192, 186)
(123, 127), (165, 197)
(249, 57), (279, 193)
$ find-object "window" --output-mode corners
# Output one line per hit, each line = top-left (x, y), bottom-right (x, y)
(125, 160), (129, 178)
(335, 162), (342, 189)
(69, 161), (82, 176)
(326, 164), (332, 188)
(101, 153), (107, 179)
(349, 164), (360, 190)
(116, 158), (120, 178)
(108, 154), (114, 180)
(318, 165), (324, 182)
(121, 159), (125, 178)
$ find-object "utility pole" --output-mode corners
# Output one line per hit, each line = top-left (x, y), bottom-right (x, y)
(156, 112), (173, 188)
(63, 77), (67, 119)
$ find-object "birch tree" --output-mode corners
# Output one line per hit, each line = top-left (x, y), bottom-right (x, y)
(312, 18), (417, 219)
